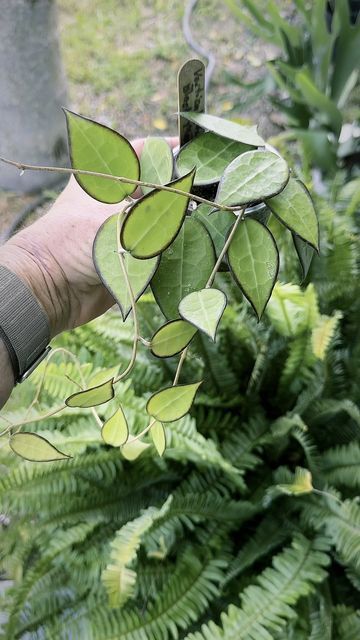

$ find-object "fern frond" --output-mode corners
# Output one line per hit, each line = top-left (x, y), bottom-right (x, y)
(333, 605), (360, 640)
(311, 312), (342, 361)
(321, 442), (360, 489)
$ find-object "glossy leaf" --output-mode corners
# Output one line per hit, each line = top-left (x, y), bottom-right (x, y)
(179, 288), (226, 341)
(176, 131), (251, 185)
(266, 178), (319, 250)
(93, 214), (159, 320)
(150, 320), (197, 358)
(193, 204), (235, 258)
(101, 407), (129, 447)
(151, 217), (215, 319)
(150, 421), (166, 456)
(227, 218), (279, 319)
(140, 137), (174, 195)
(293, 233), (315, 281)
(216, 150), (289, 207)
(146, 381), (202, 422)
(64, 109), (139, 203)
(65, 378), (114, 408)
(121, 169), (195, 259)
(10, 433), (70, 462)
(121, 439), (150, 461)
(179, 111), (264, 146)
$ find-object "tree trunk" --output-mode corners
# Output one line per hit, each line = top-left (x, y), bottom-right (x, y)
(0, 0), (68, 192)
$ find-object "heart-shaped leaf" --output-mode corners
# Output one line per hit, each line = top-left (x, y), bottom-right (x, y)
(150, 421), (166, 456)
(266, 178), (319, 250)
(121, 169), (195, 259)
(151, 320), (197, 358)
(64, 109), (139, 203)
(179, 112), (264, 146)
(65, 378), (114, 408)
(227, 218), (279, 319)
(146, 381), (202, 422)
(10, 433), (71, 462)
(179, 288), (227, 341)
(176, 131), (251, 185)
(193, 204), (235, 259)
(93, 214), (159, 320)
(151, 217), (215, 319)
(293, 233), (315, 281)
(101, 407), (129, 447)
(121, 439), (150, 461)
(216, 150), (289, 207)
(140, 137), (174, 195)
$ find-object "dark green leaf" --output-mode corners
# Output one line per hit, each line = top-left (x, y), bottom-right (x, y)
(227, 218), (279, 319)
(146, 381), (202, 422)
(150, 320), (197, 358)
(216, 151), (289, 207)
(176, 131), (251, 185)
(65, 379), (114, 408)
(151, 217), (215, 319)
(101, 407), (129, 447)
(10, 433), (71, 462)
(193, 204), (235, 258)
(121, 169), (195, 259)
(140, 137), (174, 195)
(293, 234), (315, 281)
(266, 178), (319, 250)
(64, 109), (139, 203)
(178, 288), (227, 341)
(179, 111), (264, 146)
(150, 421), (166, 456)
(93, 214), (159, 320)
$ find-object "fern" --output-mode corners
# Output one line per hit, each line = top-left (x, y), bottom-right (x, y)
(321, 442), (360, 489)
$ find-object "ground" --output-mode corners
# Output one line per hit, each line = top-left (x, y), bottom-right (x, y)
(0, 0), (281, 235)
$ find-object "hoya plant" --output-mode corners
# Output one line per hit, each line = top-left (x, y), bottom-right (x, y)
(0, 100), (318, 463)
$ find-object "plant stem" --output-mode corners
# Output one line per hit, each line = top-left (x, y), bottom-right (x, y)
(0, 157), (238, 213)
(126, 417), (157, 444)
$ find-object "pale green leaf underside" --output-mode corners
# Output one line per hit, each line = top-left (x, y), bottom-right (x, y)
(121, 169), (195, 258)
(146, 381), (202, 422)
(266, 178), (319, 250)
(216, 150), (290, 206)
(227, 218), (279, 319)
(193, 204), (235, 258)
(179, 288), (227, 341)
(65, 378), (114, 408)
(10, 432), (70, 462)
(151, 217), (215, 319)
(93, 214), (159, 319)
(121, 439), (150, 461)
(150, 421), (166, 456)
(140, 137), (174, 195)
(101, 407), (129, 447)
(64, 109), (139, 203)
(176, 131), (251, 185)
(179, 111), (264, 146)
(151, 320), (197, 358)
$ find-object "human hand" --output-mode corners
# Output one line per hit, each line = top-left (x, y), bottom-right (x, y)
(0, 137), (178, 337)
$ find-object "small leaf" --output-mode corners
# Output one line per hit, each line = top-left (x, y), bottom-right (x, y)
(293, 233), (315, 281)
(151, 217), (215, 319)
(102, 407), (129, 447)
(121, 169), (195, 259)
(151, 320), (197, 358)
(140, 137), (174, 195)
(179, 111), (264, 146)
(266, 178), (319, 250)
(179, 288), (227, 341)
(121, 439), (150, 461)
(227, 218), (279, 319)
(65, 378), (114, 408)
(150, 421), (166, 456)
(176, 131), (251, 185)
(93, 214), (159, 319)
(277, 467), (313, 496)
(146, 381), (202, 422)
(64, 109), (139, 203)
(10, 433), (71, 462)
(193, 204), (235, 258)
(216, 150), (289, 207)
